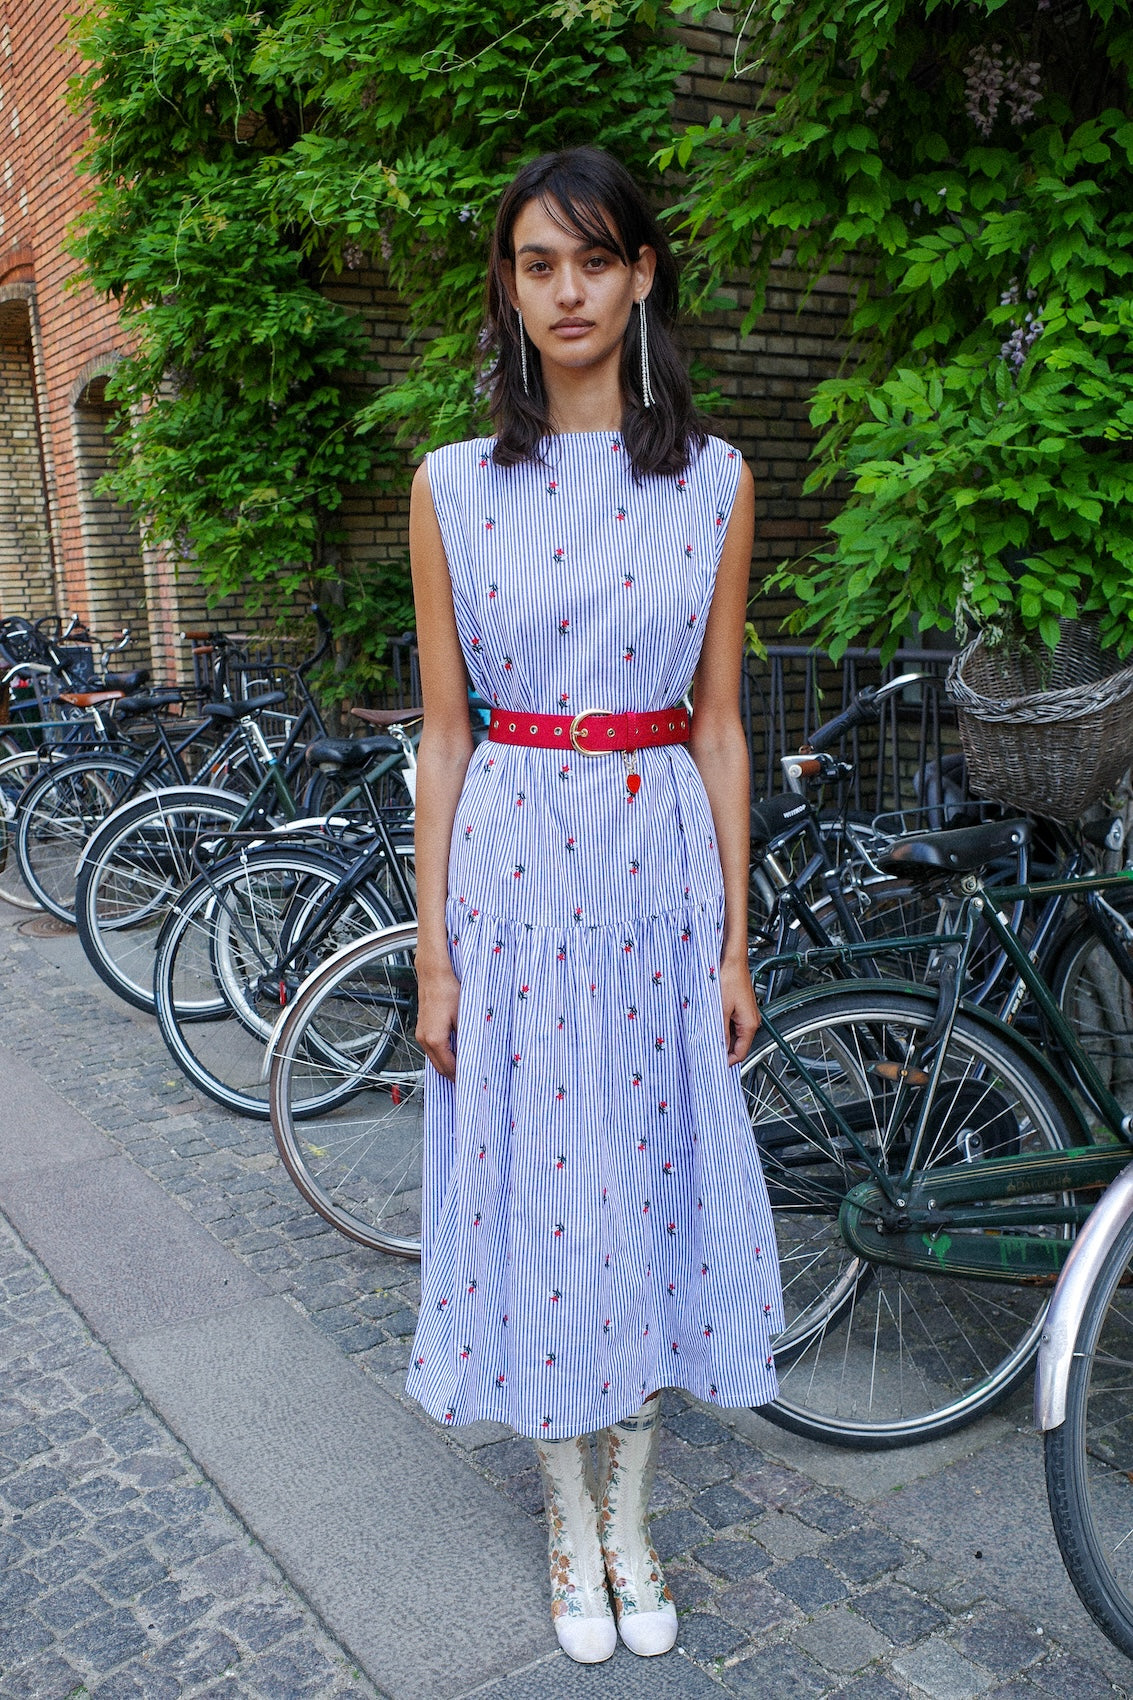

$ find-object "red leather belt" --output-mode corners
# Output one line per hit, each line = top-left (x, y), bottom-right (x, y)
(488, 705), (690, 755)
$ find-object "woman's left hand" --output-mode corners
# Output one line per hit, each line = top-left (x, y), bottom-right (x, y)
(719, 954), (761, 1066)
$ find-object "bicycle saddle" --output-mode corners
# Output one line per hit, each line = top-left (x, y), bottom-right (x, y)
(57, 690), (123, 708)
(203, 691), (288, 720)
(750, 792), (812, 848)
(306, 734), (403, 771)
(351, 705), (424, 727)
(113, 688), (184, 718)
(103, 668), (150, 692)
(879, 817), (1030, 877)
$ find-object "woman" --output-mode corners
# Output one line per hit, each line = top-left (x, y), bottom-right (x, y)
(408, 147), (783, 1665)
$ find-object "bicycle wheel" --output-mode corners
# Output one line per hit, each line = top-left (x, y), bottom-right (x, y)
(269, 924), (422, 1256)
(0, 749), (52, 910)
(16, 754), (144, 920)
(153, 847), (397, 1118)
(75, 786), (249, 1013)
(742, 986), (1080, 1447)
(1045, 1208), (1133, 1659)
(1045, 892), (1133, 1116)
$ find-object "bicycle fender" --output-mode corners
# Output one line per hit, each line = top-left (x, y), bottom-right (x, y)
(1035, 1158), (1133, 1431)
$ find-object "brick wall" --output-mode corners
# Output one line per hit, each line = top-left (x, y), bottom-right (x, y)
(0, 3), (849, 677)
(0, 293), (54, 619)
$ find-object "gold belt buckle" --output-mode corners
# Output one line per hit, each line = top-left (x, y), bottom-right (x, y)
(569, 707), (614, 756)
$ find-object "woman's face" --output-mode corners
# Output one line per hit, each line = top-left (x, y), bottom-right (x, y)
(502, 196), (655, 377)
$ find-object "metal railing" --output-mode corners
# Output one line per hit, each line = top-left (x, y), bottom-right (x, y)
(369, 637), (967, 824)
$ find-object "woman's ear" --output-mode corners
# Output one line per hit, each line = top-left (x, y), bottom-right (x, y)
(634, 244), (657, 303)
(500, 260), (520, 313)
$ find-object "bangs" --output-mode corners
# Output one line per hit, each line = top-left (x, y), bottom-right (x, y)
(533, 183), (628, 262)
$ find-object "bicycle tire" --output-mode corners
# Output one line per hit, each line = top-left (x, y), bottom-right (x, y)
(269, 923), (422, 1256)
(153, 846), (397, 1118)
(1044, 890), (1133, 1116)
(1044, 1208), (1133, 1660)
(74, 786), (250, 1013)
(15, 753), (145, 921)
(741, 985), (1081, 1448)
(0, 749), (55, 910)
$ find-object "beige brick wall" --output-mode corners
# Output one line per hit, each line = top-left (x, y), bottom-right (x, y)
(0, 299), (54, 620)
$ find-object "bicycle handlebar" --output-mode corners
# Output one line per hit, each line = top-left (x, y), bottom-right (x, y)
(801, 670), (938, 753)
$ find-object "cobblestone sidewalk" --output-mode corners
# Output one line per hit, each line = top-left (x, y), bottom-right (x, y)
(0, 1213), (374, 1700)
(2, 916), (1131, 1699)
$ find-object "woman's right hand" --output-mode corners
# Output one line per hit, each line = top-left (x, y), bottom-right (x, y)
(415, 958), (461, 1080)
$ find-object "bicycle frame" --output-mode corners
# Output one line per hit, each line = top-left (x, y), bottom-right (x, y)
(755, 865), (1133, 1286)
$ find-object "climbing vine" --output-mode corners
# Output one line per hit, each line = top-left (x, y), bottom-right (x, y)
(666, 0), (1133, 659)
(70, 0), (686, 692)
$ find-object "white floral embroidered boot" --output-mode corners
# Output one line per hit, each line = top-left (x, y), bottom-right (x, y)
(596, 1401), (678, 1656)
(532, 1434), (617, 1664)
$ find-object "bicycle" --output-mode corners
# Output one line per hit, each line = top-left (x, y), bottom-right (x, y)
(151, 806), (415, 1115)
(18, 608), (335, 922)
(74, 716), (417, 1015)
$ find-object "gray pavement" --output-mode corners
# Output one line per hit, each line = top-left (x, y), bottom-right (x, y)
(1, 899), (1131, 1699)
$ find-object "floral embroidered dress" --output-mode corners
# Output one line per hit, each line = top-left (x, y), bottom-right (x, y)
(407, 430), (784, 1441)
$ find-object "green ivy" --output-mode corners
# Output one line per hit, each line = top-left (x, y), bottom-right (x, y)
(664, 0), (1133, 660)
(70, 1), (687, 695)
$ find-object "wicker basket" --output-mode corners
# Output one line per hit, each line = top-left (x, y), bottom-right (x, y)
(945, 622), (1133, 822)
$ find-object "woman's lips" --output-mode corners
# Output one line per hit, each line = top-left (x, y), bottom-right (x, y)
(551, 322), (594, 339)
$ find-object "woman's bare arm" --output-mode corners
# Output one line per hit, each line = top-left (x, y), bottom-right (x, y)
(410, 460), (474, 1081)
(688, 460), (758, 1065)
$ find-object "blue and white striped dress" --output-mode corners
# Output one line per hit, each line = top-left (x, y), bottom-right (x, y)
(407, 430), (783, 1441)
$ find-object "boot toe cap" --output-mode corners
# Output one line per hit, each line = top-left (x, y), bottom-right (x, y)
(618, 1605), (678, 1656)
(554, 1617), (618, 1663)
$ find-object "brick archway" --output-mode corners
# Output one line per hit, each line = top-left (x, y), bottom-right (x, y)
(71, 361), (151, 667)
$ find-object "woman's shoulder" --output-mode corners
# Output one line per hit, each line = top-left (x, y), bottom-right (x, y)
(693, 432), (742, 470)
(426, 436), (497, 483)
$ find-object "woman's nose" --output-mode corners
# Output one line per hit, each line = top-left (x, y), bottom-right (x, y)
(555, 266), (585, 308)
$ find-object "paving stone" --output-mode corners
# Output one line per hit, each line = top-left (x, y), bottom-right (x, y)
(855, 1583), (949, 1646)
(827, 1674), (917, 1700)
(723, 1641), (831, 1698)
(754, 1508), (828, 1560)
(896, 1560), (987, 1615)
(649, 1505), (712, 1562)
(947, 1609), (1047, 1679)
(827, 1526), (914, 1584)
(674, 1609), (747, 1665)
(691, 1481), (761, 1530)
(716, 1574), (797, 1634)
(1032, 1652), (1127, 1698)
(893, 1635), (996, 1700)
(666, 1407), (732, 1447)
(666, 1562), (717, 1611)
(773, 1553), (850, 1611)
(793, 1604), (891, 1674)
(659, 1434), (732, 1489)
(694, 1537), (771, 1581)
(794, 1491), (863, 1535)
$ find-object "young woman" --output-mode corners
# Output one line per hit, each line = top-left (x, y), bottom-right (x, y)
(407, 147), (783, 1665)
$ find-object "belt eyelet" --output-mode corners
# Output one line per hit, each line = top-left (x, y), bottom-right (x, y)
(508, 722), (516, 732)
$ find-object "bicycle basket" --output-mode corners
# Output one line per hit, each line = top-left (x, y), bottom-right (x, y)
(0, 621), (52, 669)
(946, 621), (1133, 822)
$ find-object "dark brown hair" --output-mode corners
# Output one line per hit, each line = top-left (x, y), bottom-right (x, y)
(485, 147), (705, 478)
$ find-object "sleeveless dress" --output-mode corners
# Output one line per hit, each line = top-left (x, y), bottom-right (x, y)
(407, 430), (784, 1442)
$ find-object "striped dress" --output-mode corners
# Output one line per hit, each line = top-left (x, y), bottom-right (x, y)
(407, 430), (783, 1441)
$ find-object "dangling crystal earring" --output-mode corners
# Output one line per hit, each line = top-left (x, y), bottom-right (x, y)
(638, 298), (655, 409)
(517, 308), (530, 395)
